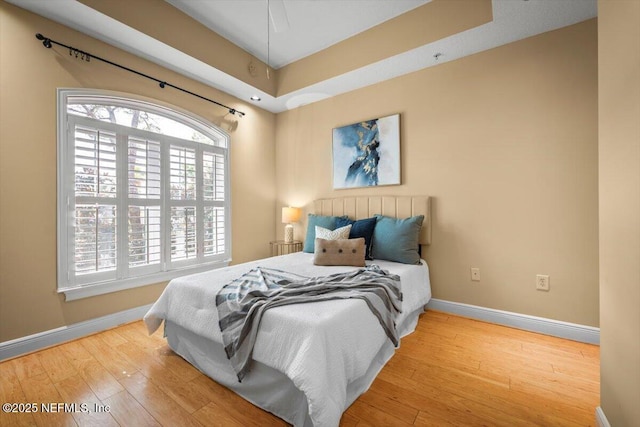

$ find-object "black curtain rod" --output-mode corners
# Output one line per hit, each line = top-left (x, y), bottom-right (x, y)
(35, 33), (245, 118)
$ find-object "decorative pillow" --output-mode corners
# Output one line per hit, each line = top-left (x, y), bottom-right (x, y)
(303, 214), (348, 253)
(315, 224), (351, 240)
(335, 217), (377, 260)
(314, 238), (366, 267)
(371, 214), (424, 264)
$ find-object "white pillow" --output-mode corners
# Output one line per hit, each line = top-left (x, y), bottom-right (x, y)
(315, 224), (351, 240)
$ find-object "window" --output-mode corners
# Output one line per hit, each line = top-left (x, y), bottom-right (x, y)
(57, 89), (231, 300)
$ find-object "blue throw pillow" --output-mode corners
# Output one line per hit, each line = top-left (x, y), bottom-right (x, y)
(336, 217), (377, 260)
(303, 214), (347, 253)
(371, 214), (424, 264)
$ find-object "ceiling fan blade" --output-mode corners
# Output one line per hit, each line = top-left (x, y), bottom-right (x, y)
(269, 0), (290, 33)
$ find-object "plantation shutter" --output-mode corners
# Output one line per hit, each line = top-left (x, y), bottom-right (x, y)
(167, 145), (227, 265)
(127, 136), (162, 273)
(72, 123), (118, 283)
(58, 90), (231, 300)
(202, 151), (226, 256)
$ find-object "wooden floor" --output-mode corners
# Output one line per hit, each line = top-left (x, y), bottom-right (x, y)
(0, 311), (599, 426)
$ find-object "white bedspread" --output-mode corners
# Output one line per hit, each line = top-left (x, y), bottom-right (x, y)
(144, 252), (431, 427)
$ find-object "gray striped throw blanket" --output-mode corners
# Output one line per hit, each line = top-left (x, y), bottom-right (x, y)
(216, 265), (402, 382)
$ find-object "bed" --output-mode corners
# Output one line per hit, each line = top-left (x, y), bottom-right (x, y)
(144, 196), (432, 426)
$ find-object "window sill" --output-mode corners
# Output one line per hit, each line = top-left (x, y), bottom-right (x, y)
(59, 259), (231, 301)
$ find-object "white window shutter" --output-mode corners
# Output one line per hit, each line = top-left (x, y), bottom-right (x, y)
(57, 89), (231, 300)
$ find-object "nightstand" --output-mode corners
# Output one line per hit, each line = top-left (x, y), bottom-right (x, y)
(270, 240), (303, 256)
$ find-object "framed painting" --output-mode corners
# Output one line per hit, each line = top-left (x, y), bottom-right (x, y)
(332, 113), (400, 189)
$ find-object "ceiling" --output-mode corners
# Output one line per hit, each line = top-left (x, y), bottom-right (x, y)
(8, 0), (597, 114)
(165, 0), (431, 70)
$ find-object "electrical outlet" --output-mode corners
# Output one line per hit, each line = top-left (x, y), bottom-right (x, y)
(536, 274), (550, 291)
(471, 268), (480, 282)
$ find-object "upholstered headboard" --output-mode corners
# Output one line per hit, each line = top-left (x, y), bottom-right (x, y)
(304, 195), (432, 245)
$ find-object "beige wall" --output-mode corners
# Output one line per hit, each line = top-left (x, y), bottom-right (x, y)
(276, 20), (599, 326)
(0, 2), (276, 342)
(598, 0), (640, 425)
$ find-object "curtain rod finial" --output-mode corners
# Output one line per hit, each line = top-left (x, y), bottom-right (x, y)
(36, 33), (52, 48)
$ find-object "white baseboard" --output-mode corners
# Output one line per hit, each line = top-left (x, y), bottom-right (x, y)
(595, 407), (611, 427)
(0, 304), (153, 361)
(2, 299), (598, 361)
(426, 299), (600, 344)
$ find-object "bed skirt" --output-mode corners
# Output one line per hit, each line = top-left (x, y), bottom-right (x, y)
(164, 305), (425, 427)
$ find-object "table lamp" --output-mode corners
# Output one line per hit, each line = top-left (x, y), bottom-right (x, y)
(282, 207), (301, 243)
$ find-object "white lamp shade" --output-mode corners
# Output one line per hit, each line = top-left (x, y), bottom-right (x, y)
(282, 207), (301, 224)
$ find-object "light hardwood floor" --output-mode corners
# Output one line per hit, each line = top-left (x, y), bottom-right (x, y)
(0, 311), (599, 426)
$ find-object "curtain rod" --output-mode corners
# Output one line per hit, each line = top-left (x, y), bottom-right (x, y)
(35, 33), (245, 118)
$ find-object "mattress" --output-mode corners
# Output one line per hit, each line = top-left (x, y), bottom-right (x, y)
(144, 252), (431, 426)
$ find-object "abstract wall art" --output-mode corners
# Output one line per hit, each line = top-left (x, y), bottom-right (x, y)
(332, 113), (400, 189)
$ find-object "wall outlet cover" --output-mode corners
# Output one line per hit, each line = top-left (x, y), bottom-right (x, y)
(536, 274), (550, 291)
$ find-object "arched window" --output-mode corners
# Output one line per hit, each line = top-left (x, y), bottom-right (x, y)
(57, 89), (231, 300)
